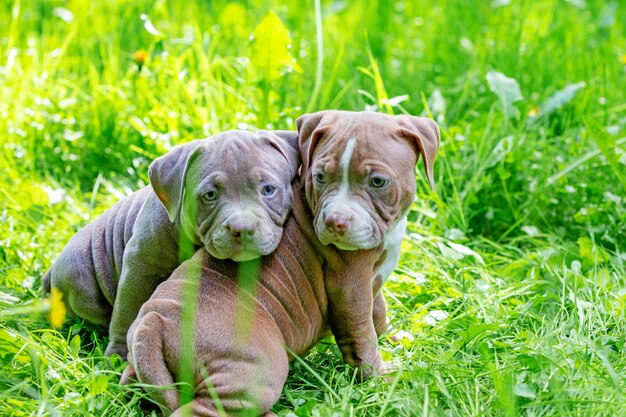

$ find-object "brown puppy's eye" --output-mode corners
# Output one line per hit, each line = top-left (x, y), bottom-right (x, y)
(369, 176), (388, 188)
(313, 171), (326, 184)
(202, 190), (218, 202)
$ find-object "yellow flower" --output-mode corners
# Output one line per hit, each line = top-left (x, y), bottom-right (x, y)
(49, 288), (66, 328)
(132, 49), (150, 69)
(528, 106), (540, 117)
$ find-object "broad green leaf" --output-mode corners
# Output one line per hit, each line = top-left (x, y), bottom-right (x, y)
(69, 334), (81, 357)
(540, 82), (586, 116)
(514, 383), (537, 399)
(584, 116), (626, 192)
(437, 242), (464, 260)
(577, 237), (609, 263)
(447, 242), (485, 264)
(458, 323), (500, 344)
(250, 11), (302, 81)
(294, 400), (317, 417)
(0, 329), (29, 364)
(0, 329), (20, 359)
(486, 70), (523, 118)
(90, 373), (109, 395)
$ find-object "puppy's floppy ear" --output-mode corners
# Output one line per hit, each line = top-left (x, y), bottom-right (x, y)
(296, 111), (333, 174)
(259, 130), (301, 180)
(149, 142), (200, 222)
(397, 116), (440, 189)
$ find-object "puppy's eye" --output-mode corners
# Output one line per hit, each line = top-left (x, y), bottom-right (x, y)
(202, 190), (218, 202)
(369, 176), (389, 188)
(261, 185), (277, 197)
(313, 172), (326, 184)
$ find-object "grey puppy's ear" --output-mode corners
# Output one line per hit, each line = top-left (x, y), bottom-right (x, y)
(397, 116), (440, 189)
(258, 130), (301, 179)
(149, 142), (200, 222)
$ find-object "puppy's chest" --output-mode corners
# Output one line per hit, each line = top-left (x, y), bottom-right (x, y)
(373, 216), (407, 288)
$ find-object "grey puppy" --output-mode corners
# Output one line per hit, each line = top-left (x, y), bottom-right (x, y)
(42, 130), (300, 358)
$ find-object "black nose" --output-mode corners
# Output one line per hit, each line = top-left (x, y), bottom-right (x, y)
(324, 213), (352, 236)
(229, 221), (256, 238)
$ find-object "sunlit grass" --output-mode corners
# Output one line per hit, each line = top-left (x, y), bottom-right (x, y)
(1, 0), (625, 415)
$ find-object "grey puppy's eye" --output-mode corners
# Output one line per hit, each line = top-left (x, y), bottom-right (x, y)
(369, 176), (389, 188)
(313, 171), (326, 184)
(261, 185), (277, 196)
(203, 190), (218, 202)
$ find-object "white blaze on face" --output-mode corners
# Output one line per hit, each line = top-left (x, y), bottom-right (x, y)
(337, 137), (357, 199)
(318, 136), (378, 250)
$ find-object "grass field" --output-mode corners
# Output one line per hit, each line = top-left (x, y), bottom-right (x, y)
(1, 0), (626, 415)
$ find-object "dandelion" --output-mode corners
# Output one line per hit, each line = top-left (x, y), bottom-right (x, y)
(528, 106), (540, 117)
(49, 287), (66, 328)
(132, 49), (150, 71)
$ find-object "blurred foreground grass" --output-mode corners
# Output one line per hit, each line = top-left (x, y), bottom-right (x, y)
(1, 0), (625, 415)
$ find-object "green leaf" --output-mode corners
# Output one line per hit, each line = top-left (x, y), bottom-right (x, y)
(458, 323), (500, 344)
(69, 334), (81, 357)
(294, 400), (317, 417)
(486, 70), (523, 118)
(583, 116), (626, 192)
(0, 329), (29, 365)
(447, 242), (485, 264)
(514, 383), (537, 399)
(90, 373), (109, 395)
(250, 11), (302, 81)
(577, 237), (609, 263)
(0, 329), (19, 359)
(540, 82), (586, 116)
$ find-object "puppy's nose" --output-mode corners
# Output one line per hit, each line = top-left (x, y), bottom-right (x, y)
(325, 213), (351, 235)
(229, 221), (256, 238)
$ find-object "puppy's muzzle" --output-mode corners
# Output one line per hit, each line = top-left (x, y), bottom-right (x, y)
(228, 219), (257, 239)
(324, 212), (352, 236)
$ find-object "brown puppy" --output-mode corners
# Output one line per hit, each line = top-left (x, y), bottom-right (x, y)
(297, 111), (439, 369)
(122, 111), (440, 415)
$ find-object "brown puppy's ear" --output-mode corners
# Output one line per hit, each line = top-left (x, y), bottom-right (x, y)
(259, 130), (301, 180)
(296, 111), (332, 175)
(397, 116), (440, 189)
(149, 142), (200, 222)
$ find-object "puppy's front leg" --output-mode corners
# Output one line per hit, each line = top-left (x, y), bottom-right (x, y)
(106, 254), (176, 358)
(106, 201), (181, 358)
(324, 247), (386, 378)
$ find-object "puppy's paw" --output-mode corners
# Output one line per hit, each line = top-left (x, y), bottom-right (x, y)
(354, 359), (393, 381)
(105, 341), (129, 361)
(119, 364), (137, 385)
(368, 361), (396, 382)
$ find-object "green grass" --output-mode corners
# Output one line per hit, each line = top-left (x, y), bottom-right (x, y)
(1, 0), (626, 415)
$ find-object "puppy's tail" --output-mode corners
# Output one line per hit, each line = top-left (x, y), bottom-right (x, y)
(41, 270), (52, 297)
(128, 311), (180, 413)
